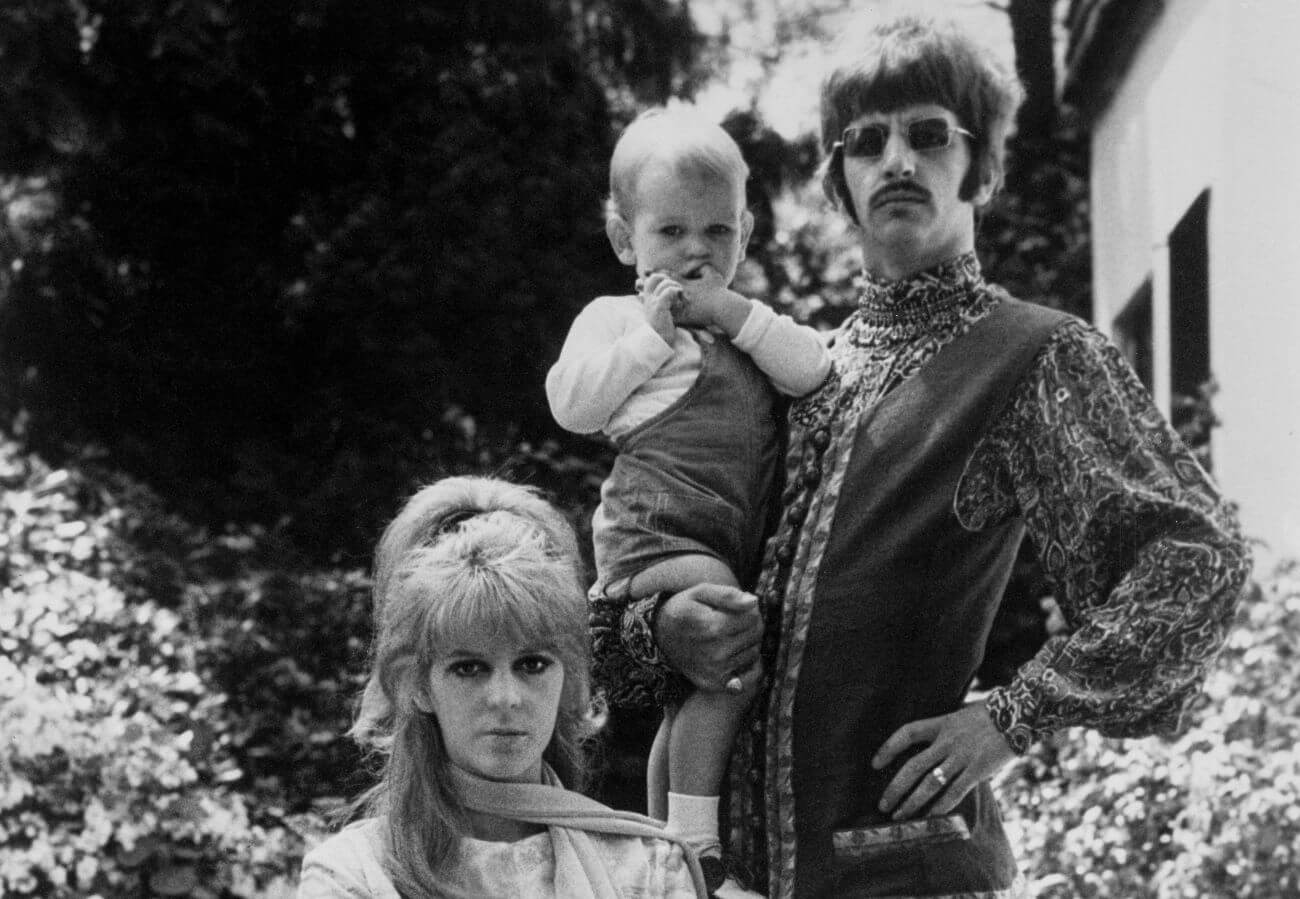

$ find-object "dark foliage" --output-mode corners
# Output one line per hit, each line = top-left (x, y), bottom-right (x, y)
(0, 0), (709, 557)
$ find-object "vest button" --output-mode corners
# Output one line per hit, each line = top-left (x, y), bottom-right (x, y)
(810, 427), (831, 450)
(801, 462), (822, 486)
(786, 500), (808, 525)
(776, 544), (795, 566)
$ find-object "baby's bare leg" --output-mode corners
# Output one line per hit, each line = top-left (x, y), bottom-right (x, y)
(646, 704), (673, 821)
(625, 551), (740, 602)
(630, 554), (756, 852)
(668, 668), (758, 798)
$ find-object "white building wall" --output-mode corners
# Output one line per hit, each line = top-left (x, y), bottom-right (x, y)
(1087, 0), (1300, 563)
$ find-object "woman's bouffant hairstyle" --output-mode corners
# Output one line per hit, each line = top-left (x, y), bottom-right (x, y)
(820, 16), (1025, 222)
(348, 476), (601, 899)
(607, 107), (750, 222)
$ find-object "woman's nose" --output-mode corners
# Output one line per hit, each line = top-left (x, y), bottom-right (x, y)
(486, 673), (523, 708)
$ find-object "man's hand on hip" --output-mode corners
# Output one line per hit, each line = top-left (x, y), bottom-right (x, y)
(654, 584), (763, 693)
(872, 700), (1018, 821)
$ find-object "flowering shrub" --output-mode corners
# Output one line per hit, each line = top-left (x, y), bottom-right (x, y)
(1001, 561), (1300, 897)
(5, 422), (1296, 897)
(0, 437), (323, 897)
(0, 414), (614, 897)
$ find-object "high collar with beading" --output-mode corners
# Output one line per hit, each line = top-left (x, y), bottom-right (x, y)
(854, 252), (985, 326)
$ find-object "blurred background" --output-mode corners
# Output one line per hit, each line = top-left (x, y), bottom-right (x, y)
(2, 1), (1297, 897)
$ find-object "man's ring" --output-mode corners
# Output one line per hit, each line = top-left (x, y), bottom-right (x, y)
(725, 676), (744, 694)
(930, 766), (948, 787)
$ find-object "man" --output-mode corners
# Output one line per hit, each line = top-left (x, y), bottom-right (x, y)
(591, 16), (1250, 899)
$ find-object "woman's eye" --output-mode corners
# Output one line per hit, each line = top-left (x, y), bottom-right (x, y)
(659, 226), (682, 237)
(516, 655), (554, 675)
(449, 660), (486, 677)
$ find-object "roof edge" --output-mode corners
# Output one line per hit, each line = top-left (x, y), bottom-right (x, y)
(1063, 0), (1165, 125)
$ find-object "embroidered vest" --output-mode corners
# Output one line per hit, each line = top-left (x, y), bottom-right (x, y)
(783, 298), (1069, 897)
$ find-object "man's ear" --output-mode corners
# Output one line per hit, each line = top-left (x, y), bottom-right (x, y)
(606, 216), (637, 266)
(739, 208), (755, 260)
(971, 163), (997, 208)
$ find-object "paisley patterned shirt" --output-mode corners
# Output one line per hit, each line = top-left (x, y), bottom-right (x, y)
(590, 249), (1249, 751)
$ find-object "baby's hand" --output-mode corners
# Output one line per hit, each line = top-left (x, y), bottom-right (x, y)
(676, 264), (749, 335)
(637, 271), (682, 344)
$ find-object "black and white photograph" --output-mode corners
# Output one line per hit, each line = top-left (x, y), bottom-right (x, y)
(1, 1), (1295, 897)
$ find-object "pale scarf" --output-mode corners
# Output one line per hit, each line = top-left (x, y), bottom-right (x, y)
(449, 764), (709, 898)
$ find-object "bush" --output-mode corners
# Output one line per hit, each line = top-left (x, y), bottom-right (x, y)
(4, 422), (1296, 897)
(1000, 561), (1300, 898)
(0, 434), (327, 897)
(0, 423), (614, 896)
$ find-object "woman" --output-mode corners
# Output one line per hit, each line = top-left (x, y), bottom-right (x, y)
(298, 476), (709, 898)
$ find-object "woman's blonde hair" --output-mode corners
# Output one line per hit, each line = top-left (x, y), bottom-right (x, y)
(349, 476), (600, 898)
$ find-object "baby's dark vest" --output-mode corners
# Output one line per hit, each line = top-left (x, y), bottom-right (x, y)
(593, 332), (782, 588)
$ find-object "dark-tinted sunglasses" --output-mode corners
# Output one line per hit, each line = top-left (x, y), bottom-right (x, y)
(835, 118), (974, 158)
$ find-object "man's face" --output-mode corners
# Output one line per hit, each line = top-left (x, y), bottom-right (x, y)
(840, 103), (991, 279)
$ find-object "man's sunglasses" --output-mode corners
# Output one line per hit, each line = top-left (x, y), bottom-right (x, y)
(835, 118), (975, 159)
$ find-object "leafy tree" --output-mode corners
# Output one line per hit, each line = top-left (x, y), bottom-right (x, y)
(0, 0), (699, 555)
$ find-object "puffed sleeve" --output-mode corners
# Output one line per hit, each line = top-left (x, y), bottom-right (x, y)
(297, 826), (383, 898)
(593, 833), (706, 898)
(546, 296), (674, 434)
(732, 300), (832, 397)
(960, 320), (1252, 753)
(589, 590), (691, 710)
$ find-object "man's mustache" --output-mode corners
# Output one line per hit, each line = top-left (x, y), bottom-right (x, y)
(871, 182), (930, 208)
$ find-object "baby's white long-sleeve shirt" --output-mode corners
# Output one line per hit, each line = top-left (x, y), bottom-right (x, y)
(546, 294), (831, 441)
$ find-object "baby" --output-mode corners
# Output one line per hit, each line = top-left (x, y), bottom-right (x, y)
(546, 109), (831, 897)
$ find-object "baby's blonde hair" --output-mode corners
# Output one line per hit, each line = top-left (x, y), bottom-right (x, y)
(608, 108), (749, 222)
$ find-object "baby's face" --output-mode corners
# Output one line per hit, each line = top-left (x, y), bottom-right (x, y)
(621, 162), (751, 286)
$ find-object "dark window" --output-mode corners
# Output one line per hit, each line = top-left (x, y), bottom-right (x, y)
(1114, 277), (1153, 390)
(1168, 190), (1212, 467)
